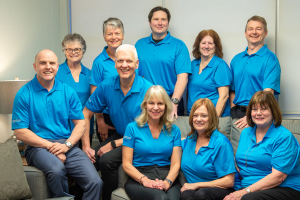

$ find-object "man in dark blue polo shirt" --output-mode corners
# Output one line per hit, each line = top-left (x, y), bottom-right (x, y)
(12, 49), (102, 199)
(82, 44), (152, 200)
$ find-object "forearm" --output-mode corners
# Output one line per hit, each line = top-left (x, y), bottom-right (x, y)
(264, 88), (274, 94)
(172, 73), (188, 100)
(195, 173), (235, 189)
(229, 90), (236, 108)
(123, 162), (145, 183)
(216, 95), (229, 117)
(247, 170), (287, 192)
(165, 147), (181, 183)
(115, 138), (123, 147)
(68, 119), (86, 147)
(14, 128), (52, 149)
(82, 107), (94, 149)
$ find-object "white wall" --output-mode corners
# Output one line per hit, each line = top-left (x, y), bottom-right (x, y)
(0, 0), (69, 81)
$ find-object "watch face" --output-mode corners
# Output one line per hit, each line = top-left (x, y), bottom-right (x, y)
(65, 142), (71, 148)
(172, 98), (179, 104)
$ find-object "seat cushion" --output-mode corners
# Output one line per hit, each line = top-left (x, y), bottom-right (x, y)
(0, 138), (32, 200)
(111, 188), (130, 200)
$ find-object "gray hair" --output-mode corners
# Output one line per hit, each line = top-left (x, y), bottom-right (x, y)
(61, 33), (87, 54)
(103, 18), (124, 35)
(115, 44), (138, 62)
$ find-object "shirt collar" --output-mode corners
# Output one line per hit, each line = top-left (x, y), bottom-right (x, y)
(206, 55), (218, 68)
(32, 74), (62, 92)
(101, 46), (112, 61)
(242, 44), (268, 57)
(191, 129), (218, 149)
(148, 31), (172, 44)
(61, 60), (86, 75)
(114, 73), (141, 93)
(248, 122), (277, 142)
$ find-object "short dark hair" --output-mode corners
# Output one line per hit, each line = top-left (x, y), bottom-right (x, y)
(148, 6), (171, 22)
(192, 29), (223, 60)
(245, 15), (268, 32)
(246, 91), (282, 127)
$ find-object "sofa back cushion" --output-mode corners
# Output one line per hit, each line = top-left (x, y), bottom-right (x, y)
(281, 119), (300, 144)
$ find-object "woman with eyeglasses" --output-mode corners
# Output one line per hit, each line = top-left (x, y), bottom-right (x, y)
(224, 91), (300, 200)
(56, 33), (94, 146)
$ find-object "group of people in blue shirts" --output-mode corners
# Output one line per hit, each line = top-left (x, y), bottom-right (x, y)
(11, 5), (300, 200)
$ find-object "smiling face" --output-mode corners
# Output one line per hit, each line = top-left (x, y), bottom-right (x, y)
(64, 41), (83, 63)
(149, 10), (169, 37)
(146, 95), (166, 123)
(34, 49), (59, 86)
(104, 26), (124, 50)
(251, 103), (273, 128)
(199, 35), (216, 59)
(193, 105), (209, 134)
(245, 20), (268, 46)
(115, 50), (138, 81)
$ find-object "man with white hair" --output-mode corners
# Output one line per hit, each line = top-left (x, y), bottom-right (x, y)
(82, 44), (152, 200)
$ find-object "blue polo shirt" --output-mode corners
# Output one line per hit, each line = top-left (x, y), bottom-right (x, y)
(85, 74), (152, 136)
(12, 75), (84, 139)
(90, 46), (117, 87)
(135, 32), (191, 95)
(56, 60), (94, 135)
(123, 122), (181, 167)
(236, 124), (300, 191)
(230, 45), (281, 106)
(181, 129), (236, 184)
(187, 55), (232, 116)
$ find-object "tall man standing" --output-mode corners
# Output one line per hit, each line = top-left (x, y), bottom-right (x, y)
(12, 49), (103, 199)
(82, 44), (152, 200)
(230, 15), (281, 128)
(135, 6), (191, 118)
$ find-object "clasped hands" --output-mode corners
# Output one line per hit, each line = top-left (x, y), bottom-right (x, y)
(47, 142), (69, 163)
(141, 177), (171, 191)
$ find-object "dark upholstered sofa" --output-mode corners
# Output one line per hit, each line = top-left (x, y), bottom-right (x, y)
(111, 116), (300, 200)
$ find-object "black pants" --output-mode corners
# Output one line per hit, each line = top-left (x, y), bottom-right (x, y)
(230, 105), (247, 119)
(125, 165), (181, 200)
(96, 113), (117, 143)
(241, 187), (300, 200)
(180, 187), (235, 200)
(94, 133), (123, 200)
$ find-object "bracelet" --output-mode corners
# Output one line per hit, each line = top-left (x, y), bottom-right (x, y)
(164, 178), (173, 186)
(139, 175), (147, 185)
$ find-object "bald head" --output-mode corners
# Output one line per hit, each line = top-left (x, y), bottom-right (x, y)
(35, 49), (58, 63)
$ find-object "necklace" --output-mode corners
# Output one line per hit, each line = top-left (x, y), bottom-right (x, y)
(244, 135), (259, 167)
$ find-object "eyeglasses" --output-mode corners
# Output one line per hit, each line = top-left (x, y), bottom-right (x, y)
(64, 48), (82, 53)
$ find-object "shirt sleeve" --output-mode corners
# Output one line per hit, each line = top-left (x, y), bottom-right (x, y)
(11, 88), (30, 130)
(135, 41), (144, 77)
(89, 59), (103, 86)
(263, 55), (281, 95)
(123, 123), (135, 149)
(68, 89), (84, 120)
(214, 137), (236, 178)
(85, 84), (106, 113)
(213, 59), (232, 88)
(173, 125), (182, 147)
(174, 41), (192, 75)
(271, 129), (300, 174)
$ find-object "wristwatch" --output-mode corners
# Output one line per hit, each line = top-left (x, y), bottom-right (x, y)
(111, 140), (117, 149)
(171, 98), (179, 104)
(245, 187), (251, 193)
(65, 141), (72, 149)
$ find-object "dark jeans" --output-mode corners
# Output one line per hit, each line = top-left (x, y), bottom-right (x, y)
(96, 113), (117, 143)
(230, 105), (247, 119)
(94, 133), (123, 200)
(25, 139), (103, 199)
(241, 186), (300, 200)
(180, 187), (235, 200)
(125, 165), (181, 200)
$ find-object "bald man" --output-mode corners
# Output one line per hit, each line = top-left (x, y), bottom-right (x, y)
(12, 49), (102, 199)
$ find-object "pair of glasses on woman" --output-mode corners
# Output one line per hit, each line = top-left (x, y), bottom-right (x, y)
(64, 48), (82, 53)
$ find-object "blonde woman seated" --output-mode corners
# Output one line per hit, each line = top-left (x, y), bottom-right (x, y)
(123, 85), (182, 200)
(181, 98), (236, 200)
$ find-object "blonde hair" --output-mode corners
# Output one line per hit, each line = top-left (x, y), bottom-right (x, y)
(188, 98), (219, 139)
(135, 85), (173, 132)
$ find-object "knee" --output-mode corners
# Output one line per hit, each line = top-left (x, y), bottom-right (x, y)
(194, 189), (210, 200)
(99, 153), (117, 170)
(241, 193), (253, 200)
(180, 190), (193, 200)
(154, 195), (170, 200)
(46, 162), (66, 180)
(86, 175), (103, 190)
